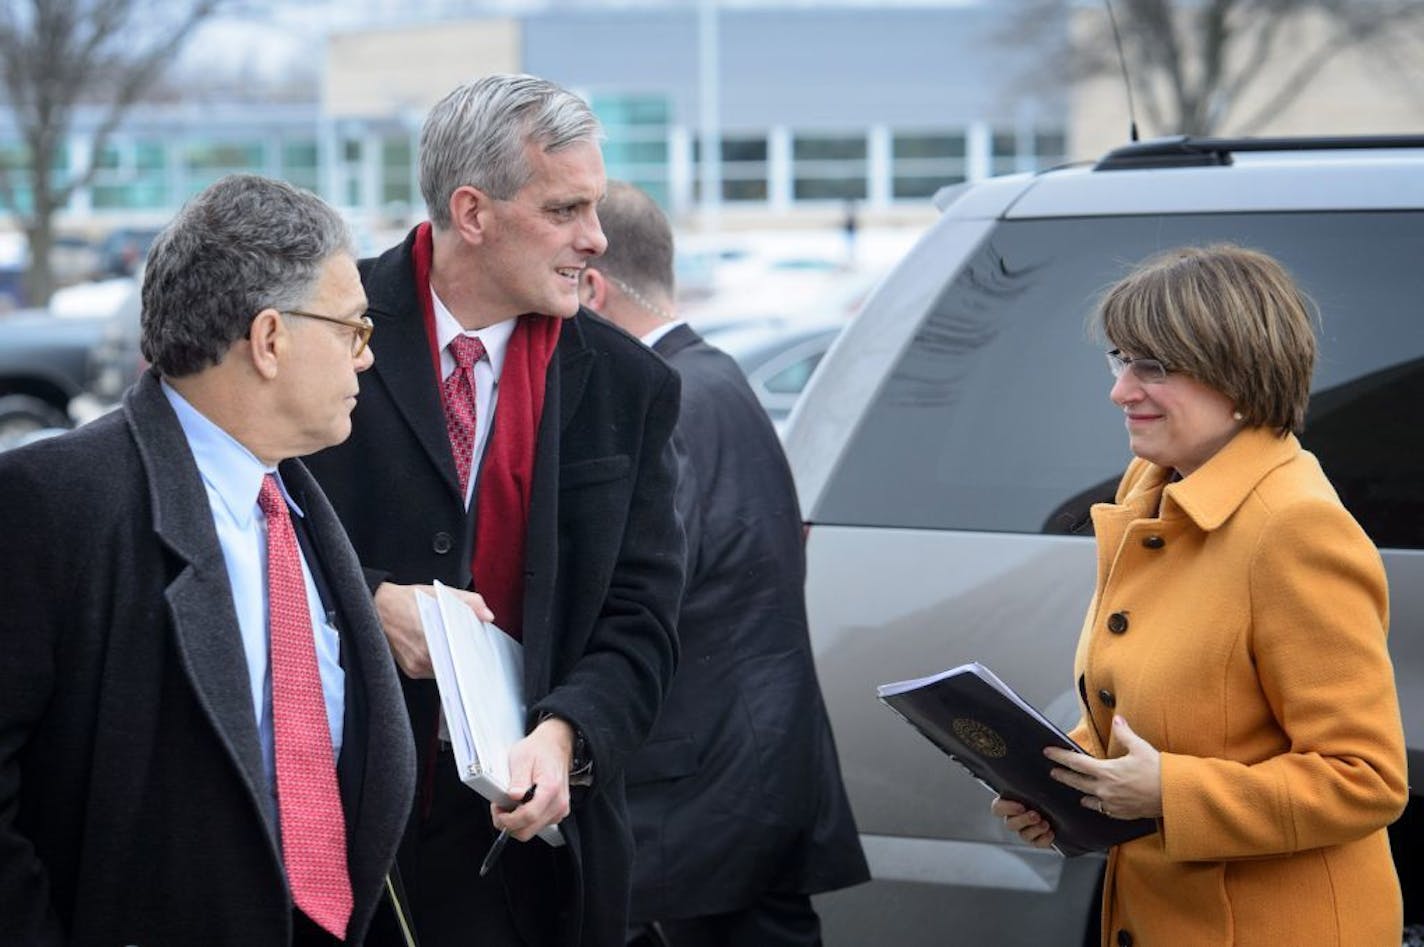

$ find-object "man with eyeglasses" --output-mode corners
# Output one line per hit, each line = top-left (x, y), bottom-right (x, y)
(304, 75), (683, 947)
(0, 173), (416, 946)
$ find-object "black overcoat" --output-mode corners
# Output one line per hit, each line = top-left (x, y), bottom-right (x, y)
(626, 325), (869, 921)
(0, 372), (416, 945)
(303, 229), (684, 947)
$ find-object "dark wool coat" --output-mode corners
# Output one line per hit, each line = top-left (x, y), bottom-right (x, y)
(627, 324), (869, 921)
(0, 372), (416, 946)
(304, 229), (684, 947)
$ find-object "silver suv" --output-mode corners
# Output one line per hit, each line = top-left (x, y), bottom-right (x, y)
(788, 136), (1424, 945)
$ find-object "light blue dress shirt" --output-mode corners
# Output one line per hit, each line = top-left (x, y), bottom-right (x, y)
(162, 382), (345, 804)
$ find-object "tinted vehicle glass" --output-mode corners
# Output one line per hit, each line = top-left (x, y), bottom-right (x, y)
(813, 211), (1424, 547)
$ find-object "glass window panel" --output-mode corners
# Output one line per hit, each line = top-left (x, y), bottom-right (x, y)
(692, 136), (768, 163)
(793, 177), (866, 201)
(793, 135), (867, 161)
(283, 140), (319, 170)
(815, 211), (1424, 547)
(893, 173), (965, 198)
(723, 179), (767, 202)
(185, 141), (263, 170)
(134, 141), (166, 171)
(893, 133), (966, 160)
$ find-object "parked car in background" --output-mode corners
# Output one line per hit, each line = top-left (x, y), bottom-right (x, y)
(76, 282), (144, 416)
(0, 308), (110, 448)
(788, 136), (1424, 945)
(96, 226), (162, 278)
(703, 318), (843, 431)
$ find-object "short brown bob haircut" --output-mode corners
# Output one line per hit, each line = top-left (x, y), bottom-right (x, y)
(1093, 243), (1318, 435)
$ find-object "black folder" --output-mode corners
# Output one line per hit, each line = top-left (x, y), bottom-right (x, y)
(876, 662), (1157, 857)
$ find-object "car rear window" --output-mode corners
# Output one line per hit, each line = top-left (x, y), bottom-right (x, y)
(813, 211), (1424, 548)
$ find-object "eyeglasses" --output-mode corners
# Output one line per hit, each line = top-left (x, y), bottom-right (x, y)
(283, 309), (374, 358)
(1107, 349), (1172, 384)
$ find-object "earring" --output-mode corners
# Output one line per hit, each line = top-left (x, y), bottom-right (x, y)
(1232, 411), (1244, 421)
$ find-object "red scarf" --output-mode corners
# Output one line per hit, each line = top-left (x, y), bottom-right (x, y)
(411, 222), (561, 639)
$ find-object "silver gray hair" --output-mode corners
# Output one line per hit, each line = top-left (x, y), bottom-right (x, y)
(419, 73), (603, 228)
(140, 173), (354, 378)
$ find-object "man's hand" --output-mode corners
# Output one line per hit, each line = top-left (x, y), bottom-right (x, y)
(491, 717), (574, 842)
(1045, 715), (1163, 821)
(372, 582), (494, 678)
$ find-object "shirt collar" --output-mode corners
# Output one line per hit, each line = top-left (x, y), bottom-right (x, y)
(431, 285), (516, 380)
(639, 320), (685, 349)
(160, 379), (302, 527)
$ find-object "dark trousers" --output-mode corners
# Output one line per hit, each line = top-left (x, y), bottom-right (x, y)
(630, 892), (822, 947)
(405, 744), (530, 947)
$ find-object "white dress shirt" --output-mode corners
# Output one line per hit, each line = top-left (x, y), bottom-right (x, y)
(639, 320), (685, 349)
(432, 287), (516, 510)
(161, 381), (345, 805)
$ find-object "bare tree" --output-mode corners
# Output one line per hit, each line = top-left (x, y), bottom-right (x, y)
(1014, 0), (1424, 139)
(0, 0), (223, 305)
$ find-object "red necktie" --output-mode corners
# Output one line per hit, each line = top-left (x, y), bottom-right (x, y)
(259, 475), (353, 939)
(442, 335), (486, 497)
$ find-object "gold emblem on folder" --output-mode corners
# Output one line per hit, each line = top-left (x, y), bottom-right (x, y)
(952, 718), (1007, 758)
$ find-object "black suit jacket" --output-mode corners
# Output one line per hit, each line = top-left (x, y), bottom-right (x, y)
(627, 325), (869, 921)
(303, 229), (684, 947)
(0, 371), (415, 946)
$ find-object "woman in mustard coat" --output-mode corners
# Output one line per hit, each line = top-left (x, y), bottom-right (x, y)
(994, 244), (1408, 946)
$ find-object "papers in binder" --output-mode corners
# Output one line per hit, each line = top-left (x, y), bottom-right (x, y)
(877, 662), (1155, 857)
(417, 581), (564, 847)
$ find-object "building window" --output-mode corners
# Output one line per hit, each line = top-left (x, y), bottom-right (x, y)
(693, 135), (769, 202)
(992, 128), (1068, 177)
(281, 139), (320, 193)
(792, 133), (866, 201)
(91, 138), (168, 210)
(183, 140), (264, 197)
(381, 136), (413, 208)
(892, 131), (967, 198)
(592, 94), (670, 207)
(0, 142), (69, 213)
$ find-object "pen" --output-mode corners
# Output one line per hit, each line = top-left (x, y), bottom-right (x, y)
(479, 783), (537, 878)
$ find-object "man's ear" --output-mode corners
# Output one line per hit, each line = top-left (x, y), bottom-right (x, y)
(581, 267), (608, 311)
(246, 308), (287, 380)
(448, 185), (494, 246)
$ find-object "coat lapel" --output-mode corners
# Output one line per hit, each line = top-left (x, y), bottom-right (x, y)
(360, 233), (464, 501)
(123, 373), (277, 843)
(280, 458), (415, 911)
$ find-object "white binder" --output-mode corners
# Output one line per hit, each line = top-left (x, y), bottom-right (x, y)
(417, 581), (564, 847)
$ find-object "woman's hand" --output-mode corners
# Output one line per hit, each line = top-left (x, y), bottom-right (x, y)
(991, 796), (1056, 848)
(1045, 715), (1163, 820)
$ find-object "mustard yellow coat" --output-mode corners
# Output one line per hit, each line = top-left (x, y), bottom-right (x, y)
(1070, 426), (1408, 946)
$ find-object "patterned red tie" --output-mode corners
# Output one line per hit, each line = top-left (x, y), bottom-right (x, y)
(442, 334), (486, 497)
(258, 475), (353, 940)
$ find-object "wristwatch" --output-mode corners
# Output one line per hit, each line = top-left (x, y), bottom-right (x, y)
(540, 711), (594, 787)
(567, 726), (594, 788)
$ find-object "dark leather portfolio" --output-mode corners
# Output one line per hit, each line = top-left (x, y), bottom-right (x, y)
(877, 662), (1158, 857)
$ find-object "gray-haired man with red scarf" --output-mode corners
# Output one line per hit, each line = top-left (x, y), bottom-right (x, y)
(305, 74), (684, 947)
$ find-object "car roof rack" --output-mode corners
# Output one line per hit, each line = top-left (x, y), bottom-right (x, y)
(1094, 134), (1424, 171)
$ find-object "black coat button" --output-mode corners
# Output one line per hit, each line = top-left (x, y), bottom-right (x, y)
(1098, 688), (1117, 709)
(1107, 612), (1129, 634)
(432, 531), (453, 555)
(1116, 930), (1133, 947)
(1142, 534), (1165, 549)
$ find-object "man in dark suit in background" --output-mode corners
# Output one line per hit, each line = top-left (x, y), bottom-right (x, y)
(581, 181), (870, 947)
(304, 76), (684, 947)
(0, 174), (416, 945)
